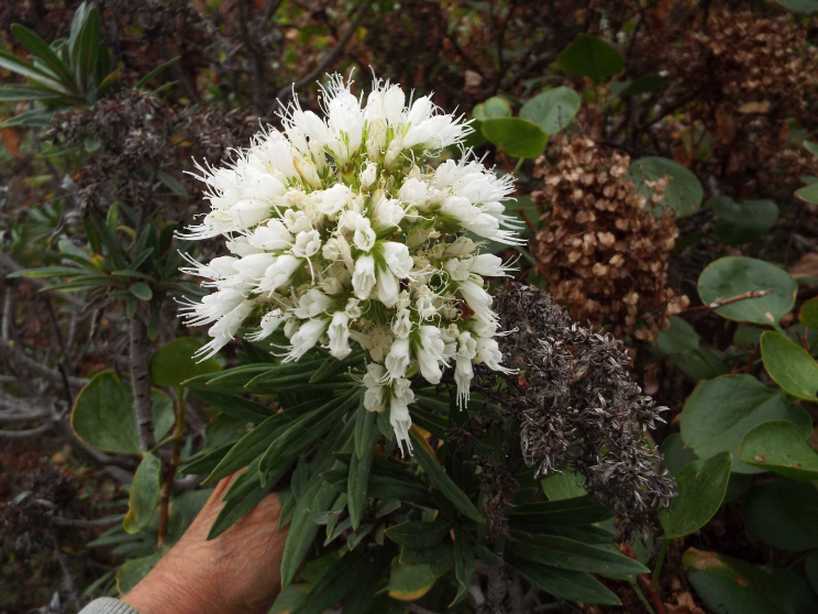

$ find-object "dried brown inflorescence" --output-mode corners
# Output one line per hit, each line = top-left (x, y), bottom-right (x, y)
(493, 282), (676, 534)
(532, 136), (688, 341)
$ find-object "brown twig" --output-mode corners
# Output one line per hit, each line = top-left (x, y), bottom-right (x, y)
(274, 0), (370, 104)
(684, 289), (770, 313)
(157, 394), (186, 546)
(128, 311), (155, 451)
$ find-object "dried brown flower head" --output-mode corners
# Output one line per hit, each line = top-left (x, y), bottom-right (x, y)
(492, 282), (676, 534)
(532, 136), (688, 341)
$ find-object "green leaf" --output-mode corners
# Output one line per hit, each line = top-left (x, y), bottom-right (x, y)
(654, 316), (727, 381)
(71, 371), (174, 454)
(558, 34), (624, 83)
(129, 282), (153, 301)
(347, 425), (375, 530)
(743, 479), (818, 551)
(480, 117), (548, 159)
(409, 429), (484, 524)
(510, 557), (621, 606)
(697, 257), (797, 325)
(387, 561), (438, 602)
(150, 337), (221, 387)
(680, 374), (810, 473)
(740, 421), (818, 480)
(510, 535), (648, 579)
(775, 0), (818, 14)
(136, 55), (181, 89)
(629, 156), (703, 217)
(10, 24), (75, 88)
(660, 452), (731, 539)
(353, 407), (376, 460)
(0, 48), (70, 94)
(541, 471), (587, 501)
(123, 452), (162, 534)
(116, 553), (162, 595)
(0, 85), (63, 101)
(207, 470), (269, 539)
(800, 298), (818, 330)
(281, 479), (339, 587)
(795, 182), (818, 204)
(451, 529), (475, 607)
(508, 495), (610, 527)
(72, 371), (140, 454)
(683, 548), (792, 614)
(709, 196), (779, 244)
(519, 86), (581, 134)
(472, 96), (512, 121)
(761, 331), (818, 401)
(386, 520), (450, 549)
(660, 433), (698, 475)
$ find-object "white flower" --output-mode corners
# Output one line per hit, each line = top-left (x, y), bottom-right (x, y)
(316, 183), (352, 216)
(372, 195), (404, 231)
(294, 288), (332, 319)
(327, 312), (352, 359)
(247, 308), (284, 342)
(257, 254), (301, 294)
(385, 337), (410, 381)
(363, 363), (386, 413)
(180, 73), (520, 449)
(390, 377), (415, 455)
(292, 229), (322, 258)
(376, 267), (400, 308)
(352, 255), (376, 300)
(380, 241), (413, 278)
(359, 162), (377, 189)
(416, 325), (446, 384)
(285, 318), (328, 362)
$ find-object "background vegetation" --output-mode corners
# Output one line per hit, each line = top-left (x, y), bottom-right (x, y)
(2, 1), (818, 613)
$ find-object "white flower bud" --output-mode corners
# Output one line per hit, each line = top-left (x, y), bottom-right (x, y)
(380, 241), (413, 278)
(294, 288), (332, 319)
(327, 312), (352, 359)
(246, 308), (284, 342)
(376, 267), (400, 308)
(247, 220), (293, 251)
(459, 279), (496, 324)
(385, 337), (410, 381)
(390, 377), (415, 455)
(471, 253), (508, 277)
(392, 308), (412, 339)
(416, 325), (446, 384)
(359, 162), (378, 189)
(372, 196), (404, 231)
(398, 177), (429, 206)
(316, 183), (352, 216)
(352, 255), (376, 300)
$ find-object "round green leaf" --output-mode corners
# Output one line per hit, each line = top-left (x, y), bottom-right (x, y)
(388, 562), (438, 602)
(697, 257), (797, 325)
(761, 331), (818, 401)
(558, 34), (624, 83)
(123, 452), (162, 534)
(744, 479), (818, 551)
(709, 196), (779, 244)
(659, 433), (698, 475)
(629, 156), (703, 217)
(680, 374), (811, 473)
(660, 452), (731, 539)
(129, 281), (153, 301)
(150, 336), (221, 387)
(71, 370), (176, 454)
(740, 421), (818, 480)
(72, 371), (140, 454)
(481, 117), (548, 159)
(519, 87), (581, 135)
(472, 96), (512, 121)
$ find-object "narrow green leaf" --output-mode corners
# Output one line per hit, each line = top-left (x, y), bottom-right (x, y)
(510, 535), (648, 579)
(10, 24), (75, 88)
(510, 557), (621, 606)
(347, 420), (376, 530)
(409, 429), (484, 524)
(0, 49), (70, 94)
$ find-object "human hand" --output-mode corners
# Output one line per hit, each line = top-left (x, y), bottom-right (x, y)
(123, 474), (286, 614)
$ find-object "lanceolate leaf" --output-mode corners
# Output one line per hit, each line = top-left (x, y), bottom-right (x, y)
(347, 415), (376, 530)
(509, 556), (621, 606)
(509, 535), (648, 579)
(123, 452), (162, 534)
(409, 428), (484, 524)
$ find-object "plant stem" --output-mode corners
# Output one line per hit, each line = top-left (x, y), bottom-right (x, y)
(129, 312), (155, 451)
(158, 392), (186, 546)
(652, 538), (669, 589)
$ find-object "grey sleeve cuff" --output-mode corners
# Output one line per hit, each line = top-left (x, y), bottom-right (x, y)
(78, 597), (140, 614)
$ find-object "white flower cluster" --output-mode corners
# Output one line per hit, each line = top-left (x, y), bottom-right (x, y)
(179, 74), (520, 453)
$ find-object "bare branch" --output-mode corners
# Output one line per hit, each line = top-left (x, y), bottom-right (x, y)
(129, 312), (155, 451)
(275, 1), (370, 104)
(0, 338), (88, 388)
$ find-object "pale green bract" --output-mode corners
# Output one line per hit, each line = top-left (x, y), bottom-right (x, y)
(178, 74), (521, 452)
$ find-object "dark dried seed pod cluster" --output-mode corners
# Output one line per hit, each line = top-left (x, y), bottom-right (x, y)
(494, 281), (675, 534)
(533, 135), (688, 341)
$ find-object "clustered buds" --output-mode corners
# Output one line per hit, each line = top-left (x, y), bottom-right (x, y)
(533, 136), (688, 341)
(178, 74), (521, 452)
